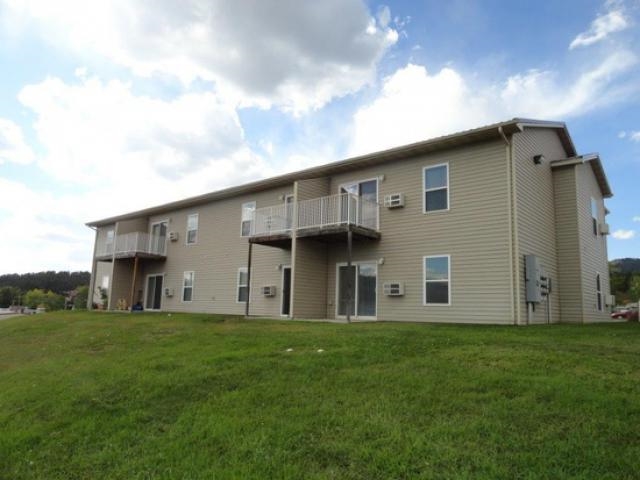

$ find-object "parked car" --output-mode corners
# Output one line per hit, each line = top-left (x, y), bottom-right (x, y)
(611, 306), (639, 321)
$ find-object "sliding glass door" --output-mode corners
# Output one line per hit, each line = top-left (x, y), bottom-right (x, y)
(337, 262), (377, 319)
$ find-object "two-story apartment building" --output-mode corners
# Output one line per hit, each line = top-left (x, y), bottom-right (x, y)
(87, 118), (613, 324)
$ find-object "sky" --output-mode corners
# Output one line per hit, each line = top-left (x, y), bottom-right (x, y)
(0, 0), (638, 274)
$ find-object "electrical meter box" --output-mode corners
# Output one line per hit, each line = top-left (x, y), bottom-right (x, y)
(525, 254), (543, 303)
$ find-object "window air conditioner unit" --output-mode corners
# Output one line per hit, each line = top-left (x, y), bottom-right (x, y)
(599, 223), (610, 235)
(383, 282), (404, 296)
(164, 288), (174, 297)
(383, 193), (405, 209)
(169, 231), (179, 241)
(262, 285), (276, 297)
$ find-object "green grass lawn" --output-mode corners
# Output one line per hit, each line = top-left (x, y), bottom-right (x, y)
(1, 312), (639, 479)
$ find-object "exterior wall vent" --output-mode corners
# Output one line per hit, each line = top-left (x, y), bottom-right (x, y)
(169, 231), (179, 241)
(384, 193), (405, 208)
(262, 286), (276, 297)
(383, 282), (404, 296)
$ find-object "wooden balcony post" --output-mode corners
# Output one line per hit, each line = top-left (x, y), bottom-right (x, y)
(129, 255), (139, 311)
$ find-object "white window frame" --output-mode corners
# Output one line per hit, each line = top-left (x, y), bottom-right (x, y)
(334, 261), (378, 320)
(182, 271), (194, 303)
(240, 201), (256, 237)
(423, 163), (450, 213)
(144, 273), (165, 311)
(338, 177), (380, 203)
(280, 265), (291, 317)
(236, 267), (249, 303)
(423, 255), (451, 306)
(596, 272), (602, 311)
(149, 219), (169, 255)
(186, 213), (199, 245)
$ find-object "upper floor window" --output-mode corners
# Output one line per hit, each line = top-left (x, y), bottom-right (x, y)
(596, 273), (602, 311)
(182, 271), (194, 302)
(591, 197), (598, 235)
(423, 163), (449, 213)
(424, 255), (451, 305)
(241, 201), (256, 237)
(186, 214), (198, 245)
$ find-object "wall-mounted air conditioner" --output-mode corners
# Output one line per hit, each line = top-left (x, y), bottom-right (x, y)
(605, 294), (615, 307)
(383, 282), (404, 296)
(169, 231), (179, 241)
(164, 288), (174, 297)
(262, 286), (276, 297)
(383, 193), (405, 209)
(599, 223), (610, 235)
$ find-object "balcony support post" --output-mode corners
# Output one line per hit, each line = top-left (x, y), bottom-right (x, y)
(129, 255), (139, 312)
(346, 226), (353, 323)
(245, 241), (253, 317)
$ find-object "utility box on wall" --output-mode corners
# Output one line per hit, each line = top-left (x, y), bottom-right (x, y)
(525, 254), (543, 303)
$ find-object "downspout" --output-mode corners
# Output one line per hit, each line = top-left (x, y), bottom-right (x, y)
(498, 126), (521, 325)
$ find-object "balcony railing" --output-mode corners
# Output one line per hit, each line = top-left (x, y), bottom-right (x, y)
(96, 232), (167, 258)
(251, 193), (379, 237)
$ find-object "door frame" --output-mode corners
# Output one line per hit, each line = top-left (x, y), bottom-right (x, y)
(144, 273), (165, 311)
(149, 219), (169, 255)
(335, 260), (378, 320)
(280, 265), (292, 317)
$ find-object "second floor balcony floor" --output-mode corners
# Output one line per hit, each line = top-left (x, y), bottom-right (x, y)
(249, 192), (380, 246)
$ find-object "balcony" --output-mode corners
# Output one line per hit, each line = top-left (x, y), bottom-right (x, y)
(250, 193), (380, 247)
(95, 232), (167, 260)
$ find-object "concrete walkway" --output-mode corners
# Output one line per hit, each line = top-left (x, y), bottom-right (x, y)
(0, 313), (23, 321)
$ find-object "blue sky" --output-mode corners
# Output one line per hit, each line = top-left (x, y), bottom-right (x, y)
(0, 0), (638, 274)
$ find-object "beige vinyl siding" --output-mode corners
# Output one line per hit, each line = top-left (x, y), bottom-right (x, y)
(110, 258), (136, 309)
(552, 166), (584, 323)
(138, 185), (293, 315)
(325, 140), (513, 324)
(116, 218), (148, 234)
(513, 129), (565, 324)
(576, 163), (611, 322)
(290, 178), (331, 319)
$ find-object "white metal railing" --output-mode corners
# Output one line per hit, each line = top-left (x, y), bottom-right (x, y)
(251, 193), (379, 236)
(253, 202), (293, 236)
(96, 232), (166, 257)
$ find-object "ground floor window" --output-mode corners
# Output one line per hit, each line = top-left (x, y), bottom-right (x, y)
(424, 255), (450, 305)
(182, 271), (194, 302)
(237, 268), (249, 302)
(337, 262), (377, 318)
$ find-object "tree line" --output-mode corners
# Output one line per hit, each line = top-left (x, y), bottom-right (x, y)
(0, 271), (90, 310)
(609, 258), (640, 305)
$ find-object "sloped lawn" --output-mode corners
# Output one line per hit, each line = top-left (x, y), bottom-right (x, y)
(0, 312), (639, 479)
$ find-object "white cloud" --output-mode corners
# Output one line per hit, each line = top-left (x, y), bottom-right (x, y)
(633, 216), (640, 222)
(618, 131), (627, 138)
(631, 131), (640, 142)
(612, 229), (636, 240)
(4, 0), (397, 114)
(350, 51), (637, 154)
(0, 118), (35, 164)
(569, 8), (630, 49)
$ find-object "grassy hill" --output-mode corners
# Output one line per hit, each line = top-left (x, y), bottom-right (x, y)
(1, 312), (639, 479)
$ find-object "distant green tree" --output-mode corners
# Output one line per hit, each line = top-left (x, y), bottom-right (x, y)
(73, 286), (89, 310)
(23, 289), (65, 311)
(0, 286), (21, 307)
(629, 275), (640, 303)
